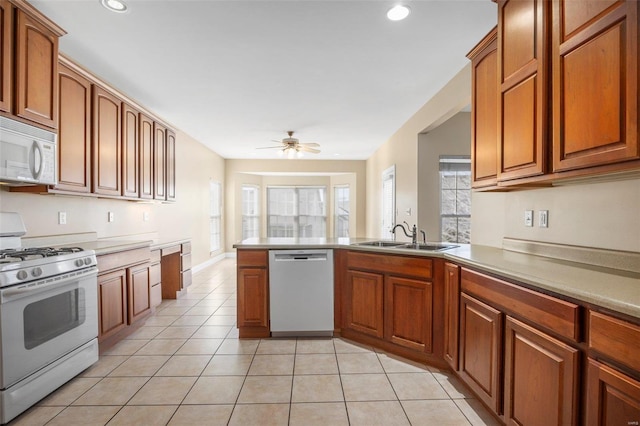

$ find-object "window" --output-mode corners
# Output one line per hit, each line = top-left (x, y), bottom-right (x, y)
(381, 165), (396, 238)
(334, 186), (350, 238)
(440, 156), (471, 243)
(267, 187), (326, 238)
(209, 180), (221, 251)
(241, 185), (260, 240)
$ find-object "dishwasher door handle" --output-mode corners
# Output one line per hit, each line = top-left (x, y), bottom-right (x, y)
(273, 253), (328, 262)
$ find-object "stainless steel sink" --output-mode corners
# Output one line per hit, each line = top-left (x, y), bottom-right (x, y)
(354, 241), (406, 247)
(396, 243), (458, 251)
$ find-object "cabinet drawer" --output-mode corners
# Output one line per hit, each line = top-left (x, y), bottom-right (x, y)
(347, 251), (432, 279)
(161, 245), (180, 256)
(237, 250), (268, 268)
(589, 311), (640, 372)
(150, 282), (162, 308)
(181, 269), (192, 288)
(181, 242), (191, 254)
(97, 247), (150, 273)
(461, 268), (581, 342)
(150, 249), (161, 263)
(181, 253), (191, 271)
(150, 263), (160, 285)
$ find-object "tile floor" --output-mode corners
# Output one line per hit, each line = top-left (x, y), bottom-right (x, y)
(11, 258), (500, 426)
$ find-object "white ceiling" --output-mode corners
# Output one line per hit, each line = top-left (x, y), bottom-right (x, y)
(32, 0), (496, 160)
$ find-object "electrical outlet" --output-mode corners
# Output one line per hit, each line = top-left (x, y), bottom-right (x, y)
(108, 212), (114, 222)
(405, 207), (412, 216)
(58, 211), (67, 225)
(143, 211), (149, 222)
(539, 210), (549, 228)
(524, 210), (534, 227)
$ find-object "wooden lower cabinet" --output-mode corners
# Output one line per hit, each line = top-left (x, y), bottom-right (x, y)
(459, 292), (503, 414)
(504, 316), (579, 425)
(384, 275), (432, 352)
(586, 358), (640, 425)
(237, 250), (269, 338)
(98, 269), (127, 340)
(127, 263), (151, 324)
(443, 262), (460, 370)
(345, 269), (384, 338)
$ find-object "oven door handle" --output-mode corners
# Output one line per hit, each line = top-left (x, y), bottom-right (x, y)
(0, 267), (98, 304)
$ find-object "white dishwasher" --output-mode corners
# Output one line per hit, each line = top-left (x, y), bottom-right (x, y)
(269, 249), (334, 337)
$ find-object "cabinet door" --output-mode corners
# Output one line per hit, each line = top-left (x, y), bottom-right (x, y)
(345, 269), (384, 338)
(56, 63), (91, 193)
(127, 263), (151, 324)
(443, 262), (460, 370)
(384, 275), (432, 353)
(92, 86), (121, 196)
(552, 0), (639, 171)
(586, 358), (640, 426)
(166, 129), (176, 201)
(497, 0), (549, 182)
(122, 103), (139, 198)
(98, 269), (127, 340)
(14, 9), (58, 128)
(237, 267), (268, 328)
(468, 28), (499, 189)
(153, 122), (166, 200)
(0, 0), (11, 113)
(459, 292), (503, 414)
(139, 113), (154, 199)
(504, 316), (579, 425)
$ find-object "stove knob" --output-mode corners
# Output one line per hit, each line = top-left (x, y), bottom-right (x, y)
(75, 259), (84, 267)
(32, 267), (43, 277)
(84, 257), (92, 265)
(17, 270), (28, 280)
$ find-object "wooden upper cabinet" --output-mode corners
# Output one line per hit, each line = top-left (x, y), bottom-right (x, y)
(468, 27), (498, 189)
(93, 86), (122, 196)
(56, 62), (91, 193)
(139, 113), (154, 200)
(497, 0), (549, 182)
(122, 102), (139, 198)
(0, 0), (11, 114)
(153, 122), (166, 200)
(166, 129), (176, 201)
(552, 0), (639, 172)
(14, 8), (59, 128)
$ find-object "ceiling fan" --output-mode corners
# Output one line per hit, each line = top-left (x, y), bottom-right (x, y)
(258, 131), (320, 158)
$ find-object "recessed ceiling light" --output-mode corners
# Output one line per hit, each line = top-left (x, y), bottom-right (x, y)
(387, 4), (410, 21)
(100, 0), (127, 13)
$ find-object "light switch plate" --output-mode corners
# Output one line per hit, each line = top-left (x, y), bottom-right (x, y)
(524, 210), (534, 227)
(143, 211), (149, 221)
(539, 210), (549, 228)
(58, 212), (67, 225)
(108, 212), (114, 222)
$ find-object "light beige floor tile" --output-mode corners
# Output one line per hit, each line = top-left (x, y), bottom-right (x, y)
(213, 306), (236, 315)
(256, 339), (297, 354)
(168, 405), (234, 426)
(101, 339), (149, 356)
(72, 377), (148, 405)
(182, 376), (245, 404)
(346, 401), (410, 426)
(175, 338), (223, 355)
(167, 298), (200, 307)
(124, 326), (166, 340)
(10, 406), (65, 426)
(333, 339), (374, 354)
(221, 300), (237, 307)
(228, 403), (289, 426)
(142, 315), (179, 326)
(387, 372), (450, 400)
(216, 338), (259, 354)
(107, 405), (177, 425)
(191, 325), (233, 338)
(296, 338), (336, 354)
(431, 368), (476, 399)
(226, 327), (240, 338)
(341, 374), (397, 401)
(377, 352), (430, 373)
(454, 399), (502, 426)
(294, 354), (339, 375)
(180, 292), (206, 300)
(156, 306), (192, 316)
(292, 375), (344, 403)
(248, 354), (294, 375)
(402, 400), (472, 425)
(170, 315), (209, 326)
(337, 353), (384, 374)
(289, 402), (349, 426)
(134, 338), (186, 356)
(155, 326), (198, 339)
(79, 355), (129, 377)
(128, 376), (197, 405)
(46, 406), (121, 426)
(108, 355), (169, 377)
(205, 315), (237, 326)
(38, 377), (100, 406)
(202, 354), (253, 375)
(237, 376), (293, 404)
(195, 299), (223, 307)
(155, 355), (211, 376)
(185, 306), (219, 316)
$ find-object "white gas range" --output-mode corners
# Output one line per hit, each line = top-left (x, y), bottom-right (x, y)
(0, 212), (98, 424)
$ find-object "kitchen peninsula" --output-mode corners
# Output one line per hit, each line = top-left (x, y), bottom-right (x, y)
(234, 238), (640, 425)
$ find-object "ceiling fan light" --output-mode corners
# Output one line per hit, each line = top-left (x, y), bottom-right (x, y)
(277, 149), (284, 157)
(287, 148), (295, 159)
(387, 4), (410, 21)
(297, 151), (304, 158)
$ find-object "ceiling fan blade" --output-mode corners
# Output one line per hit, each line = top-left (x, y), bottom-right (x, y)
(299, 146), (320, 153)
(256, 146), (284, 149)
(300, 142), (320, 147)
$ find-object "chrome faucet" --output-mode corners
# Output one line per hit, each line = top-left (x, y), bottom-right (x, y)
(391, 223), (412, 241)
(391, 222), (426, 245)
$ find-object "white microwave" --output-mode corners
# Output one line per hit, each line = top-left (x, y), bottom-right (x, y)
(0, 116), (57, 185)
